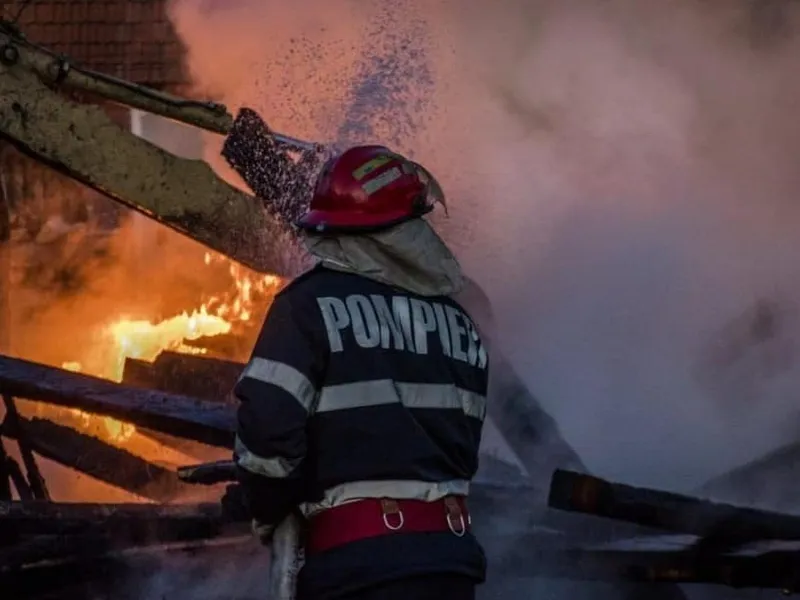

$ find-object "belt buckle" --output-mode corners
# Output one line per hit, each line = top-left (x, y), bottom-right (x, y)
(381, 498), (405, 531)
(444, 497), (467, 537)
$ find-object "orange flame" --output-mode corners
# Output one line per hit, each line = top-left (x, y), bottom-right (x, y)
(61, 252), (281, 443)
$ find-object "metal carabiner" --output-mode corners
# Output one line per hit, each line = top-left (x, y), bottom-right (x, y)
(382, 510), (405, 531)
(381, 498), (404, 531)
(444, 496), (467, 537)
(447, 513), (467, 537)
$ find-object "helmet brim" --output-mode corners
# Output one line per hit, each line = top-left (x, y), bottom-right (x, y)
(410, 161), (447, 215)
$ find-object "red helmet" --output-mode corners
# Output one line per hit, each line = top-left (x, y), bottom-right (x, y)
(296, 145), (446, 233)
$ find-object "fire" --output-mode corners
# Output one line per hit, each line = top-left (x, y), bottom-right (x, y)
(61, 251), (282, 443)
(104, 308), (232, 382)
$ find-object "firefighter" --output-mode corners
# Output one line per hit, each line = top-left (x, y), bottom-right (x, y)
(232, 145), (490, 600)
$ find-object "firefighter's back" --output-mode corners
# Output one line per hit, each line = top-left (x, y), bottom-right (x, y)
(291, 266), (489, 600)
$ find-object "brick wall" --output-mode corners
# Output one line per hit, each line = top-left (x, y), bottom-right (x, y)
(10, 0), (188, 90)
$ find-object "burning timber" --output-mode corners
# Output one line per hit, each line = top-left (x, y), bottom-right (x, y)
(122, 352), (243, 403)
(0, 500), (235, 540)
(0, 353), (235, 447)
(3, 355), (800, 594)
(0, 359), (797, 587)
(2, 415), (196, 501)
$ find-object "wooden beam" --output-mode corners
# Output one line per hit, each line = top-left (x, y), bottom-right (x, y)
(0, 437), (32, 502)
(1, 415), (194, 501)
(0, 500), (240, 540)
(0, 354), (235, 447)
(549, 469), (800, 545)
(0, 532), (252, 570)
(0, 437), (14, 501)
(0, 535), (258, 598)
(122, 352), (243, 403)
(2, 395), (49, 500)
(178, 460), (237, 485)
(495, 531), (800, 591)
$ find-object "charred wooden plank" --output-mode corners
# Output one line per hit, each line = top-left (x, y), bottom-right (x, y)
(549, 469), (800, 544)
(8, 533), (800, 594)
(0, 557), (127, 600)
(487, 354), (585, 489)
(2, 395), (49, 499)
(0, 535), (259, 599)
(494, 531), (800, 591)
(122, 353), (242, 403)
(0, 354), (235, 447)
(0, 532), (252, 570)
(0, 442), (33, 502)
(0, 533), (113, 568)
(0, 500), (244, 543)
(1, 416), (194, 501)
(178, 460), (237, 485)
(0, 436), (14, 501)
(456, 279), (586, 493)
(696, 440), (800, 513)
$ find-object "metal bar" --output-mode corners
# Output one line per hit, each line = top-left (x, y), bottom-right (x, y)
(0, 28), (234, 135)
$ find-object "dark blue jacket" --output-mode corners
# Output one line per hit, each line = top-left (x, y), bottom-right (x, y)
(234, 265), (489, 599)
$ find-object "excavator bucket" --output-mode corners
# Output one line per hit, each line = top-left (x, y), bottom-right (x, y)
(221, 107), (327, 225)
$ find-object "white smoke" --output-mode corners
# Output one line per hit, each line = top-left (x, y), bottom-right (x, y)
(168, 0), (800, 494)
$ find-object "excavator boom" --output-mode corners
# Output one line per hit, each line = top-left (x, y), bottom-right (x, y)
(0, 21), (307, 276)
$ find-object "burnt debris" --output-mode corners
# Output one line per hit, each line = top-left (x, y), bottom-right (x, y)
(2, 354), (800, 597)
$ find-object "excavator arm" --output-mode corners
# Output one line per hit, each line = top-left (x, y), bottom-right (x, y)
(0, 21), (314, 277)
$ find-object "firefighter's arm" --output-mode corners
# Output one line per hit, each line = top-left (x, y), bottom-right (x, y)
(233, 290), (323, 537)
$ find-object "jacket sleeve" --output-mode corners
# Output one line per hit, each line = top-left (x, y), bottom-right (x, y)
(233, 288), (325, 529)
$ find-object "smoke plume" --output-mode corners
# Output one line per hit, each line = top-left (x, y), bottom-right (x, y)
(169, 0), (800, 494)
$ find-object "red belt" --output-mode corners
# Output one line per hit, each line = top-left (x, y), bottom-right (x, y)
(306, 496), (471, 555)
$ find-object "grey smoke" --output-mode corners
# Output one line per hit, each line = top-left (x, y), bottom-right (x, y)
(169, 0), (800, 495)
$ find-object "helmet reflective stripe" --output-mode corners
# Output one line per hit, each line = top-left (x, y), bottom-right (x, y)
(297, 145), (444, 232)
(362, 166), (403, 196)
(352, 155), (394, 180)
